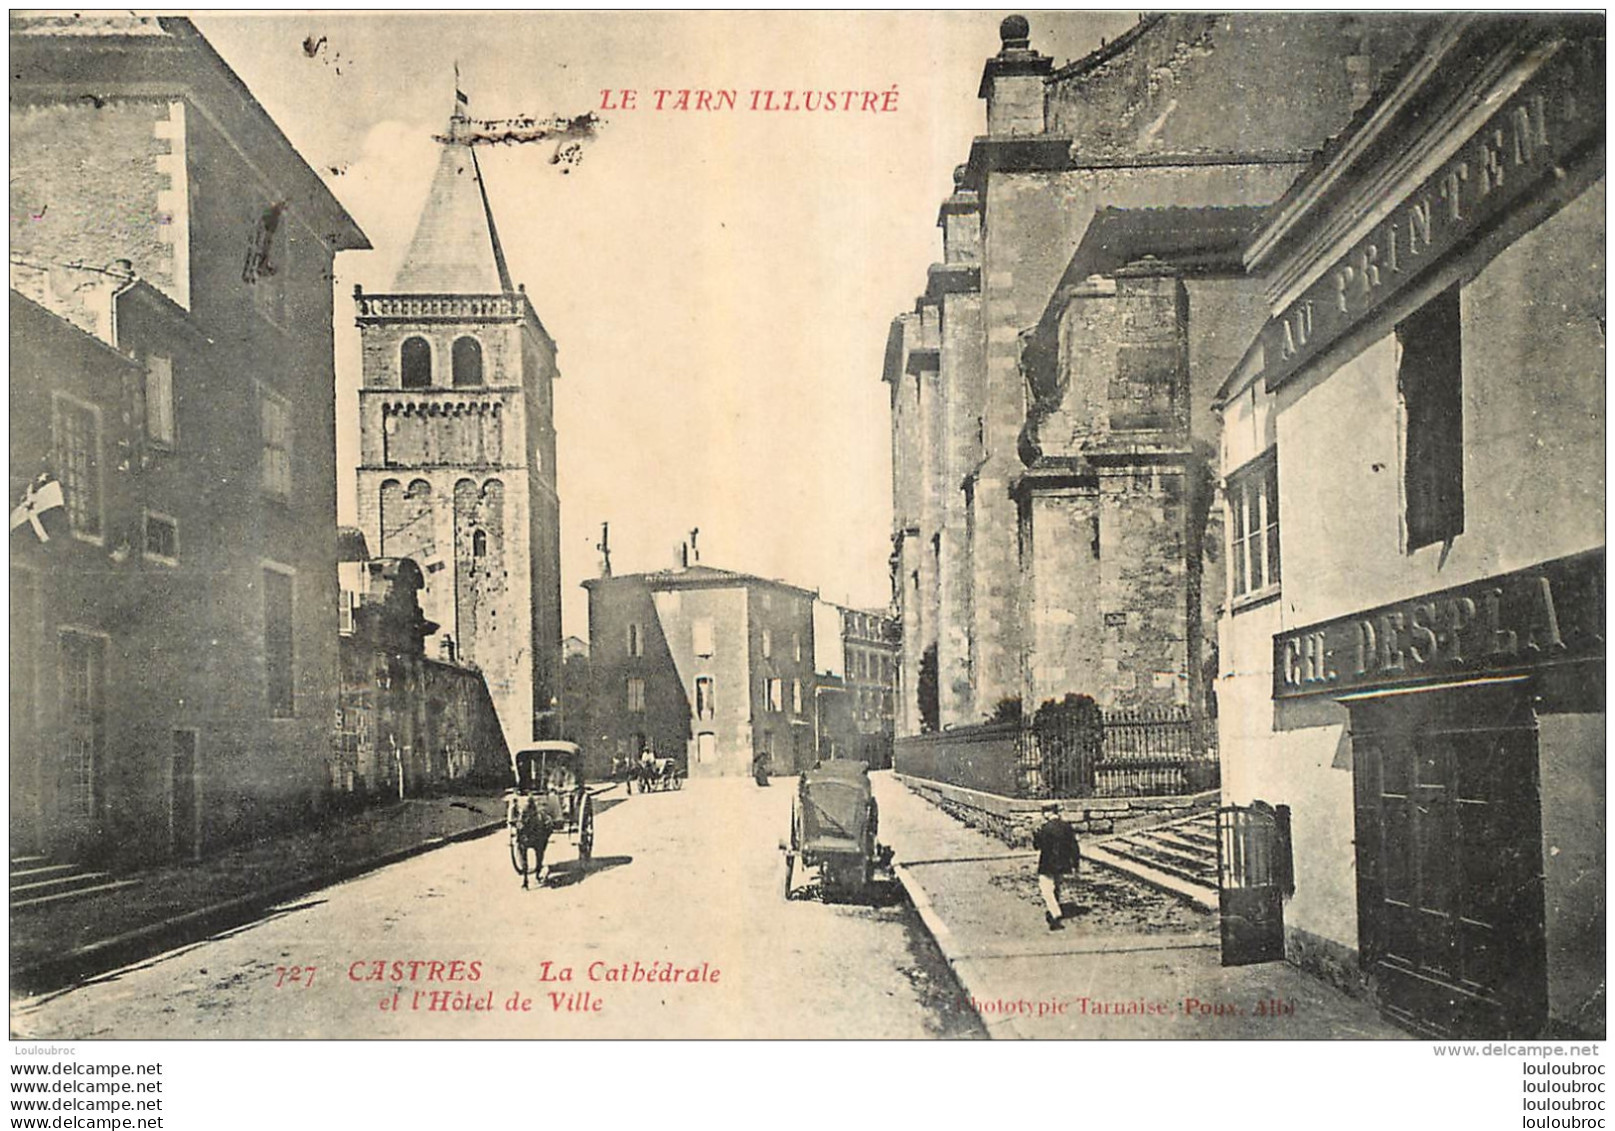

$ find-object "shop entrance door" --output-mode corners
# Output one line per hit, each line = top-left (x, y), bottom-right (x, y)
(1347, 682), (1547, 1037)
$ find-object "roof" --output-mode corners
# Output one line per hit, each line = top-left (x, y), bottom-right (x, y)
(583, 563), (818, 600)
(391, 106), (515, 293)
(337, 527), (372, 563)
(517, 741), (582, 753)
(1046, 14), (1163, 84)
(10, 288), (144, 373)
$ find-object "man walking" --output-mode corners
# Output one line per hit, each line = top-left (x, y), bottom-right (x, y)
(1032, 801), (1080, 930)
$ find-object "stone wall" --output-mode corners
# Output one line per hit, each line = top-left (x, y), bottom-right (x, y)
(893, 725), (1021, 796)
(899, 774), (1215, 848)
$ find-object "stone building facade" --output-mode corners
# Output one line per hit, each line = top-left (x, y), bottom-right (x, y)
(886, 14), (1431, 737)
(354, 97), (563, 755)
(1213, 15), (1604, 1038)
(334, 554), (510, 802)
(585, 565), (818, 778)
(836, 606), (899, 767)
(8, 15), (368, 862)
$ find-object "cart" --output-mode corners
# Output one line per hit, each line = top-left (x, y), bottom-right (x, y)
(506, 742), (595, 887)
(780, 760), (894, 901)
(643, 756), (684, 792)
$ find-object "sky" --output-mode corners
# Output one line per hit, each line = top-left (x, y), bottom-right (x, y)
(194, 11), (1139, 640)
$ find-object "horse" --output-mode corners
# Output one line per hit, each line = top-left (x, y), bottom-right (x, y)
(507, 791), (560, 889)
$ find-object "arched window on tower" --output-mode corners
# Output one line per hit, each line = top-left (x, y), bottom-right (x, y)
(401, 337), (432, 388)
(452, 336), (484, 387)
(472, 529), (488, 558)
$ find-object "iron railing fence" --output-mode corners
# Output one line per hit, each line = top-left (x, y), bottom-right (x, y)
(1017, 703), (1219, 799)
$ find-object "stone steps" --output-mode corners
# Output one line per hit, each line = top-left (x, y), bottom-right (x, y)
(1087, 810), (1219, 911)
(10, 858), (142, 911)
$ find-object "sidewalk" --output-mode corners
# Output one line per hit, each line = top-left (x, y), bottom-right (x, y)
(10, 791), (514, 994)
(874, 772), (1409, 1040)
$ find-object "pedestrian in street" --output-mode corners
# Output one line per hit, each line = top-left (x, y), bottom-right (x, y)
(1032, 801), (1080, 930)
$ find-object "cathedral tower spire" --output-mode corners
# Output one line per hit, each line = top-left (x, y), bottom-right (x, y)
(354, 79), (564, 752)
(391, 82), (514, 294)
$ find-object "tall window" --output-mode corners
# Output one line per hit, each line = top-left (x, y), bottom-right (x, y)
(767, 677), (783, 712)
(51, 393), (101, 539)
(692, 618), (715, 658)
(401, 337), (432, 388)
(695, 676), (714, 721)
(627, 623), (643, 657)
(761, 629), (772, 659)
(260, 389), (293, 499)
(59, 631), (106, 818)
(792, 679), (803, 716)
(452, 336), (484, 386)
(793, 633), (802, 663)
(1399, 286), (1464, 550)
(1229, 449), (1280, 601)
(145, 354), (175, 448)
(263, 567), (295, 717)
(627, 677), (646, 712)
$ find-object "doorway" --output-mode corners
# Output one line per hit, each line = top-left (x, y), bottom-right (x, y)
(1347, 682), (1547, 1037)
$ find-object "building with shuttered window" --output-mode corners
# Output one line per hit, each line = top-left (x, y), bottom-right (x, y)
(9, 15), (368, 864)
(584, 564), (818, 778)
(1212, 14), (1604, 1039)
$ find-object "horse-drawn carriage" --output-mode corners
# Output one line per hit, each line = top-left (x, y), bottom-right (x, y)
(780, 760), (894, 901)
(629, 755), (684, 794)
(506, 742), (595, 888)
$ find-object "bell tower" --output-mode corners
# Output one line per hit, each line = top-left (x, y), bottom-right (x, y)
(354, 89), (563, 751)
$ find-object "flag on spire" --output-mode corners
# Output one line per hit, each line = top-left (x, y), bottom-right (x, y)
(454, 61), (469, 107)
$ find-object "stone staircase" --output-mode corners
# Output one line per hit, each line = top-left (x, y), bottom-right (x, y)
(10, 856), (142, 911)
(1086, 809), (1219, 911)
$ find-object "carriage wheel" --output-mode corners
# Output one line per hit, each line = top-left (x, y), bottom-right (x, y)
(508, 828), (529, 879)
(673, 772), (684, 791)
(576, 798), (595, 862)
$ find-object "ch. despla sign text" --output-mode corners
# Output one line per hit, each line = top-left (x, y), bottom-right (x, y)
(1273, 549), (1603, 699)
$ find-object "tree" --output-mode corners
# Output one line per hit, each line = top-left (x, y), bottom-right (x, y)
(917, 644), (940, 733)
(986, 696), (1022, 726)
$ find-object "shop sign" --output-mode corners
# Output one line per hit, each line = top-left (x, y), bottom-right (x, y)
(1261, 34), (1604, 392)
(1273, 548), (1603, 699)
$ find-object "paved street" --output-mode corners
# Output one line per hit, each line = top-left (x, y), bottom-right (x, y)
(875, 774), (1410, 1040)
(11, 778), (982, 1040)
